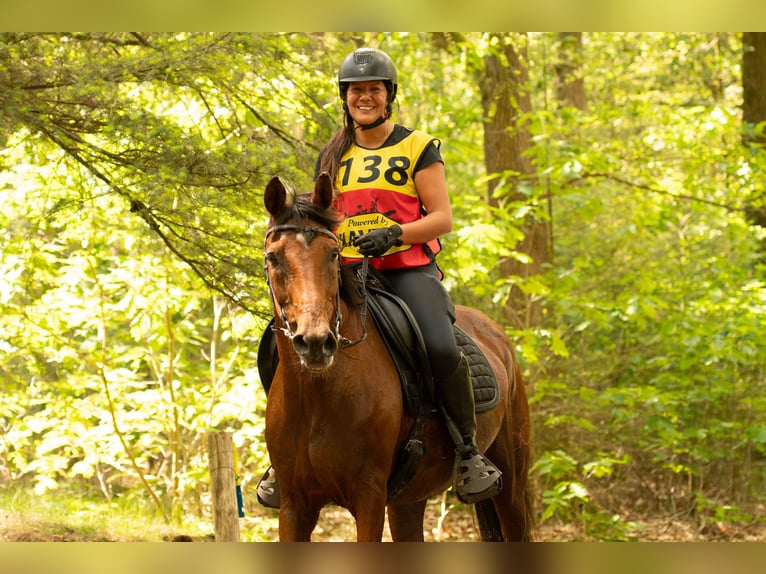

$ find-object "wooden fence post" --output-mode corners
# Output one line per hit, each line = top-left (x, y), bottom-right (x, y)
(207, 431), (241, 542)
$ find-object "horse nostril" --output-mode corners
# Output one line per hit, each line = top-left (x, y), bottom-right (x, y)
(292, 332), (337, 365)
(323, 335), (338, 357)
(293, 335), (309, 357)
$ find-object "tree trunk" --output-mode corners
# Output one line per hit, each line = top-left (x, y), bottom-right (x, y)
(479, 33), (549, 330)
(742, 32), (766, 237)
(742, 32), (766, 148)
(555, 32), (586, 110)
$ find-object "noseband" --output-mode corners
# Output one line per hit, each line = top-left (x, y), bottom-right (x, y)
(264, 223), (367, 348)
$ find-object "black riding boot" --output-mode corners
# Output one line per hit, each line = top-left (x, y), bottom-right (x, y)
(437, 353), (503, 504)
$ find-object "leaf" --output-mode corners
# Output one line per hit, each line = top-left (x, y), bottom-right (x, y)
(549, 331), (570, 358)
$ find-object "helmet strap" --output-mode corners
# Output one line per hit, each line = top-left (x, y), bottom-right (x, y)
(357, 116), (387, 131)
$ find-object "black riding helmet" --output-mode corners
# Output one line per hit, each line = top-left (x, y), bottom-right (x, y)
(338, 48), (398, 130)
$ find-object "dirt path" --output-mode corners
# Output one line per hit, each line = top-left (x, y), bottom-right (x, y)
(2, 495), (764, 542)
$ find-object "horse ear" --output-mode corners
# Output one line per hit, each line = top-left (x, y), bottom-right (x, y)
(312, 172), (334, 210)
(264, 176), (287, 217)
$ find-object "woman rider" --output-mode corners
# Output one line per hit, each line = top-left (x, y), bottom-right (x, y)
(257, 47), (503, 507)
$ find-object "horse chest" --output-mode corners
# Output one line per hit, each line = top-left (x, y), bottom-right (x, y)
(269, 383), (401, 472)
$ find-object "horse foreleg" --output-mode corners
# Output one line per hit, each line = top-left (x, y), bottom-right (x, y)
(351, 508), (386, 541)
(278, 500), (321, 542)
(348, 490), (389, 541)
(387, 499), (427, 541)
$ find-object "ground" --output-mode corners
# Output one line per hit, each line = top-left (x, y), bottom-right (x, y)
(2, 492), (764, 542)
(303, 497), (766, 542)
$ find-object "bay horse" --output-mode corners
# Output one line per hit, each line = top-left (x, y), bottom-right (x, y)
(261, 173), (534, 541)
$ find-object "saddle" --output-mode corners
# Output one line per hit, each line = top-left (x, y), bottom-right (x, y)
(256, 269), (499, 499)
(363, 283), (499, 415)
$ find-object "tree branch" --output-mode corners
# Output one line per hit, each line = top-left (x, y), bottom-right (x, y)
(574, 171), (746, 213)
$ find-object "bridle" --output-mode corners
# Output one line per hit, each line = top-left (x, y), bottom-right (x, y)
(263, 223), (368, 349)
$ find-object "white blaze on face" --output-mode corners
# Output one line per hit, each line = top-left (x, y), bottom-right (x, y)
(295, 232), (309, 250)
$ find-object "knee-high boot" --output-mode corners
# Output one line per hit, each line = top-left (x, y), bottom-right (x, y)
(436, 353), (503, 504)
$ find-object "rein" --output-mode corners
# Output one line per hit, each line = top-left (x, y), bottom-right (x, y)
(264, 223), (368, 348)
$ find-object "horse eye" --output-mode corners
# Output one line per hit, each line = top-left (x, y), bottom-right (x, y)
(265, 252), (280, 268)
(330, 248), (340, 262)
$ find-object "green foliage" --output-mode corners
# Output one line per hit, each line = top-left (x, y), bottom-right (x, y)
(533, 449), (638, 540)
(0, 160), (269, 519)
(524, 32), (766, 534)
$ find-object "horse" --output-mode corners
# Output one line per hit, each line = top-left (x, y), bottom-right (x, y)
(261, 172), (534, 541)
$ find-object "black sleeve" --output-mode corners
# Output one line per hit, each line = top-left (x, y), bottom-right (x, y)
(413, 139), (443, 174)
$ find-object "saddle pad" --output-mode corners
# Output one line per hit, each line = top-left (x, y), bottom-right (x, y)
(454, 325), (499, 413)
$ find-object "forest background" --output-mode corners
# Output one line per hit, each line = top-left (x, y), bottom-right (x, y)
(1, 32), (765, 542)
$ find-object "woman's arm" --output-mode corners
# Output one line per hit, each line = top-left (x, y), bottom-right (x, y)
(399, 160), (453, 245)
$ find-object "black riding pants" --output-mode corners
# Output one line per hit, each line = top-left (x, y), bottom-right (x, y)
(377, 262), (461, 382)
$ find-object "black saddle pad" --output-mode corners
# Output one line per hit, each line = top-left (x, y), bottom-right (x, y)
(454, 325), (499, 413)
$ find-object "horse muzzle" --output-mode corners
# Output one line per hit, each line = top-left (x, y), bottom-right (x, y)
(292, 330), (339, 372)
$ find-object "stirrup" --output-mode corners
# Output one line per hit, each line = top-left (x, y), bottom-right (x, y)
(453, 449), (503, 504)
(256, 465), (281, 509)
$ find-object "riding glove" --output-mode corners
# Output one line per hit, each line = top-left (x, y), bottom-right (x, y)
(353, 225), (403, 257)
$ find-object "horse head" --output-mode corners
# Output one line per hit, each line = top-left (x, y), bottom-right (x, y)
(263, 173), (344, 372)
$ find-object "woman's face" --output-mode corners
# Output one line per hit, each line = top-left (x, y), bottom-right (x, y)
(345, 80), (388, 125)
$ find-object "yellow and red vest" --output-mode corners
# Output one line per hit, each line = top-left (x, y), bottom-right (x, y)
(333, 126), (442, 271)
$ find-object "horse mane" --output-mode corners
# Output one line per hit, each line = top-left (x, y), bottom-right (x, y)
(271, 191), (343, 231)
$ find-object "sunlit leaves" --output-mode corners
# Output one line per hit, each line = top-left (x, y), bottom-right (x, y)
(0, 151), (267, 510)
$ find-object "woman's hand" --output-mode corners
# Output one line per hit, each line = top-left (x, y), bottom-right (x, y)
(353, 225), (403, 257)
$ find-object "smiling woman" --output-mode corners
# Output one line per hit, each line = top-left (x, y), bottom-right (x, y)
(255, 47), (517, 517)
